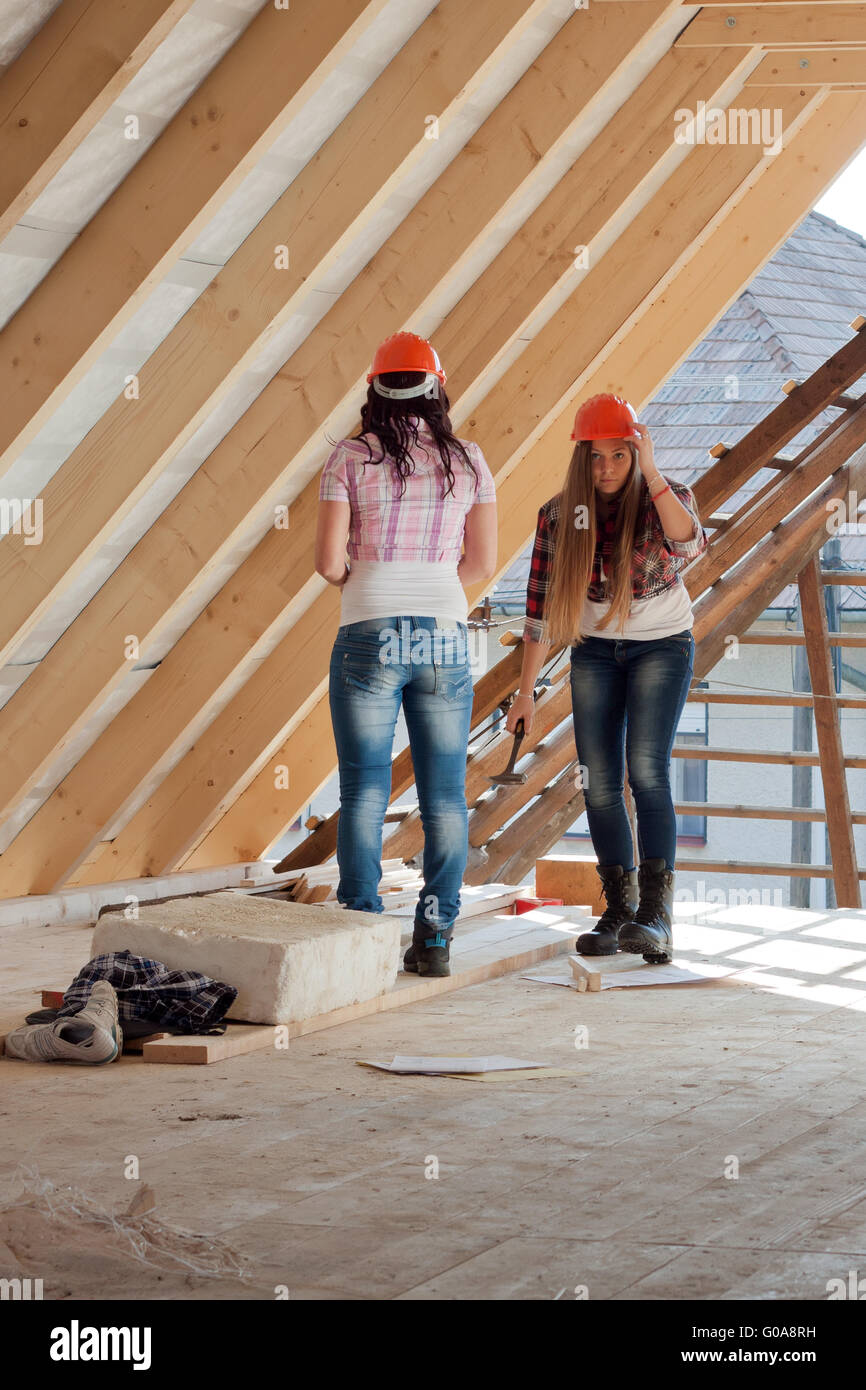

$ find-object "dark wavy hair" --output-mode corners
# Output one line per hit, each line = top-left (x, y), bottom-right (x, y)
(351, 371), (477, 499)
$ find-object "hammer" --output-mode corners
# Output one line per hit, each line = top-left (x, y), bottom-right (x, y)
(489, 716), (527, 787)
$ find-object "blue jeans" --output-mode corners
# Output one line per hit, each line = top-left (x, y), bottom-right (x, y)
(328, 615), (474, 929)
(569, 629), (694, 872)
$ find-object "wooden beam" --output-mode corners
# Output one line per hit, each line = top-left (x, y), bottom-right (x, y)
(667, 858), (866, 879)
(467, 766), (587, 885)
(745, 49), (866, 83)
(0, 0), (552, 664)
(736, 632), (866, 645)
(465, 722), (578, 847)
(672, 746), (866, 766)
(676, 5), (866, 46)
(692, 457), (866, 673)
(437, 42), (754, 399)
(700, 407), (860, 546)
(693, 445), (866, 674)
(459, 84), (819, 475)
(0, 861), (276, 931)
(686, 405), (866, 599)
(689, 1), (866, 6)
(0, 2), (674, 833)
(821, 570), (866, 583)
(0, 0), (394, 468)
(0, 0), (197, 239)
(675, 800), (866, 823)
(688, 690), (866, 707)
(692, 322), (866, 516)
(796, 553), (860, 904)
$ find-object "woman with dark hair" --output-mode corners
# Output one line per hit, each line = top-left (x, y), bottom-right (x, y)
(315, 332), (497, 977)
(506, 394), (708, 964)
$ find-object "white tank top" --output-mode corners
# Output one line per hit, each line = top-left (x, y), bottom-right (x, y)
(579, 575), (693, 640)
(338, 558), (469, 628)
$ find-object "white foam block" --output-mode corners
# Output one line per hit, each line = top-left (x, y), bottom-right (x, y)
(91, 893), (401, 1024)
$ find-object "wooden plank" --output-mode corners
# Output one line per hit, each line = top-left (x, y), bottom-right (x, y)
(675, 801), (866, 823)
(671, 858), (866, 879)
(821, 571), (866, 583)
(437, 41), (754, 400)
(688, 690), (866, 707)
(672, 746), (866, 766)
(0, 0), (196, 240)
(745, 50), (866, 84)
(141, 1025), (276, 1065)
(569, 956), (603, 992)
(736, 632), (866, 645)
(676, 5), (866, 46)
(797, 553), (860, 905)
(0, 861), (266, 924)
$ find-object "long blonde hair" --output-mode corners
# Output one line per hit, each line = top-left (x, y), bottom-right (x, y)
(542, 440), (643, 646)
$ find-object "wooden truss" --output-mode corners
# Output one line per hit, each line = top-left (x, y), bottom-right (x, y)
(2, 2), (866, 909)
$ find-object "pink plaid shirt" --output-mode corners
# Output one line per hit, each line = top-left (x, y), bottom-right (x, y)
(318, 420), (496, 562)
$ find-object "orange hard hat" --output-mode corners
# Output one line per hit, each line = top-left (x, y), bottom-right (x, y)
(571, 393), (639, 441)
(367, 332), (446, 385)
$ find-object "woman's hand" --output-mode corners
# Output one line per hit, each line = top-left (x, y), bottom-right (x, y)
(630, 423), (660, 484)
(506, 692), (534, 736)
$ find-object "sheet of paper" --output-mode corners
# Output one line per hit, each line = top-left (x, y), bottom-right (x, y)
(447, 1067), (576, 1082)
(360, 1054), (546, 1074)
(523, 962), (771, 990)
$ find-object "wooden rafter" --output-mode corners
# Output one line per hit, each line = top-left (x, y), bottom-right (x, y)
(465, 764), (587, 886)
(692, 323), (866, 516)
(0, 0), (553, 664)
(0, 0), (394, 466)
(796, 554), (860, 905)
(0, 1), (675, 837)
(0, 0), (197, 240)
(693, 445), (866, 672)
(676, 5), (866, 46)
(745, 50), (866, 83)
(686, 405), (866, 600)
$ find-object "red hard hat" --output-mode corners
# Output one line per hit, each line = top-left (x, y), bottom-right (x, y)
(571, 393), (638, 441)
(367, 332), (446, 384)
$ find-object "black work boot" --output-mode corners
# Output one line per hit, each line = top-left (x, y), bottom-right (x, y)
(402, 921), (454, 978)
(617, 857), (674, 963)
(575, 863), (638, 955)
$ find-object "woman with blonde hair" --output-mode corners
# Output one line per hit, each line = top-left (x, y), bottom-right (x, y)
(316, 332), (497, 978)
(507, 394), (707, 963)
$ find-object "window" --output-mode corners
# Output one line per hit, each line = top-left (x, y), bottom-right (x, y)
(675, 694), (708, 844)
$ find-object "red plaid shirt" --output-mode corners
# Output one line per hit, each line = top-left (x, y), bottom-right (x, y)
(523, 476), (707, 643)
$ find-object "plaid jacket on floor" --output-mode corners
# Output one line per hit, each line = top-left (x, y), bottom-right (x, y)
(57, 950), (237, 1034)
(523, 476), (708, 644)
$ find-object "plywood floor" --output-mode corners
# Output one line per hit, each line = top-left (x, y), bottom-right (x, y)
(2, 899), (866, 1300)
